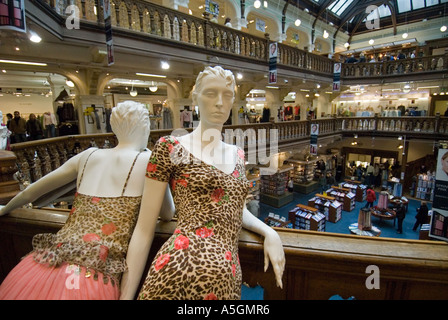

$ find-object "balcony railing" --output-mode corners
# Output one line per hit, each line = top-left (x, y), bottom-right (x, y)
(342, 55), (448, 78)
(8, 116), (448, 186)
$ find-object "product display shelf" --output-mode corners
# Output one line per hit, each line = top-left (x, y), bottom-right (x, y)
(288, 159), (318, 194)
(326, 186), (356, 212)
(259, 166), (294, 208)
(264, 212), (292, 228)
(288, 204), (326, 232)
(247, 173), (260, 201)
(415, 173), (435, 201)
(342, 179), (367, 202)
(307, 193), (343, 223)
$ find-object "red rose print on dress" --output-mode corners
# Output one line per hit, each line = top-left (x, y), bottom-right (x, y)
(154, 253), (170, 271)
(232, 264), (236, 278)
(91, 197), (101, 204)
(174, 235), (189, 250)
(237, 148), (245, 160)
(196, 220), (215, 238)
(146, 162), (157, 173)
(99, 245), (109, 262)
(82, 233), (101, 242)
(101, 220), (117, 235)
(204, 293), (218, 300)
(225, 251), (232, 261)
(211, 188), (229, 205)
(232, 169), (240, 178)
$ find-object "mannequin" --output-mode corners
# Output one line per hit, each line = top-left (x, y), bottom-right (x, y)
(0, 111), (10, 150)
(0, 101), (174, 300)
(122, 66), (285, 300)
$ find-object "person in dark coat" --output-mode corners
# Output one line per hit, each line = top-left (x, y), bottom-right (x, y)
(395, 202), (406, 234)
(413, 201), (429, 231)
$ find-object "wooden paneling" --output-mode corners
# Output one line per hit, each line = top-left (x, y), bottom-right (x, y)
(1, 208), (448, 300)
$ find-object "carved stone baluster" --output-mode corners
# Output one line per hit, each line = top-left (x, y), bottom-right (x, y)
(190, 22), (197, 45)
(181, 19), (189, 43)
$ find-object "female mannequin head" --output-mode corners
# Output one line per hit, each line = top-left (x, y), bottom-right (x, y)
(111, 101), (150, 149)
(192, 66), (235, 127)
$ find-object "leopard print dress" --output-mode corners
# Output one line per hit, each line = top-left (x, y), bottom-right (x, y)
(30, 149), (144, 284)
(138, 136), (250, 300)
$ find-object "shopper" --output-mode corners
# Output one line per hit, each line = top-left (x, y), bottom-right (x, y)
(224, 17), (232, 28)
(364, 185), (376, 209)
(26, 113), (44, 141)
(413, 201), (429, 231)
(8, 110), (27, 143)
(395, 202), (406, 234)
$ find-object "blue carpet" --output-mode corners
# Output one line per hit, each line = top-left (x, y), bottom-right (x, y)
(258, 190), (431, 240)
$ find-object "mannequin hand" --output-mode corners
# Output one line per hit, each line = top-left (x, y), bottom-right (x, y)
(263, 229), (285, 289)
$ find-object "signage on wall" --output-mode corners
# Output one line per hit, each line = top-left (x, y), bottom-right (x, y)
(205, 0), (219, 16)
(430, 148), (448, 242)
(0, 0), (26, 32)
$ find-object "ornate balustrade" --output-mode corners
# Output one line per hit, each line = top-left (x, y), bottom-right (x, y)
(342, 54), (448, 79)
(8, 116), (447, 187)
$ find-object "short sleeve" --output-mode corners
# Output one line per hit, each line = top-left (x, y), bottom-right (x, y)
(145, 136), (175, 183)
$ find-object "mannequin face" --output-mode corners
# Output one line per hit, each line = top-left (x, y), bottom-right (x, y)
(193, 76), (234, 127)
(442, 154), (448, 174)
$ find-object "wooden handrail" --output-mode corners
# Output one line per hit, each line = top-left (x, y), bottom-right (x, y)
(1, 207), (447, 299)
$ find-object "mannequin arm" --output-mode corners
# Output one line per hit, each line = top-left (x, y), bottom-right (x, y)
(120, 178), (168, 300)
(242, 206), (285, 288)
(158, 186), (175, 222)
(0, 152), (84, 216)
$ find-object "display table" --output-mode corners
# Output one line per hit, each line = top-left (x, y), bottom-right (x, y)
(288, 204), (326, 232)
(348, 223), (381, 237)
(389, 196), (409, 212)
(371, 207), (396, 225)
(326, 186), (356, 212)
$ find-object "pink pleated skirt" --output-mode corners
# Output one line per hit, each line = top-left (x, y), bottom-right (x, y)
(0, 255), (120, 300)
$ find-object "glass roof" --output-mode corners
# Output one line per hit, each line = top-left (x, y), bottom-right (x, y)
(327, 0), (445, 17)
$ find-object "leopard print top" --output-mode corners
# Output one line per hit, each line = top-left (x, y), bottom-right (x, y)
(138, 136), (250, 300)
(31, 149), (144, 284)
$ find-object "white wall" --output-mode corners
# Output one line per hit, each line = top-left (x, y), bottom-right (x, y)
(0, 94), (54, 124)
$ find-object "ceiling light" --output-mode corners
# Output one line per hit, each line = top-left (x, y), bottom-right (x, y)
(0, 59), (47, 66)
(130, 90), (138, 97)
(136, 73), (166, 78)
(344, 42), (350, 48)
(66, 80), (75, 87)
(403, 83), (411, 93)
(369, 39), (374, 45)
(323, 30), (329, 39)
(402, 32), (408, 39)
(161, 61), (170, 70)
(254, 0), (261, 9)
(29, 30), (42, 43)
(237, 73), (243, 80)
(263, 1), (268, 8)
(295, 19), (301, 27)
(441, 25), (447, 32)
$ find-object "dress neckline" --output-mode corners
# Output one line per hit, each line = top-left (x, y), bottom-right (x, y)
(172, 135), (240, 176)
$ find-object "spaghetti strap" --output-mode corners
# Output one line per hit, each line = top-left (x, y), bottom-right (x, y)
(77, 149), (99, 189)
(121, 151), (144, 196)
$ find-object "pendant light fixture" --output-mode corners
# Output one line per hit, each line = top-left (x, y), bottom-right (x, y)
(130, 80), (138, 97)
(149, 81), (158, 92)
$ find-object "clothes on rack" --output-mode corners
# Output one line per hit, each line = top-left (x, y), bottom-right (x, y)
(57, 103), (75, 122)
(162, 107), (173, 129)
(261, 107), (270, 123)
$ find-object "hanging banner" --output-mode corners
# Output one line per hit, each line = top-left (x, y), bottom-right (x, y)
(333, 62), (341, 92)
(430, 148), (448, 242)
(0, 0), (26, 32)
(103, 0), (114, 66)
(310, 123), (319, 155)
(268, 42), (277, 84)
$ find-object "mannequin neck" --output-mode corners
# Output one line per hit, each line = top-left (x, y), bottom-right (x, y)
(190, 122), (222, 150)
